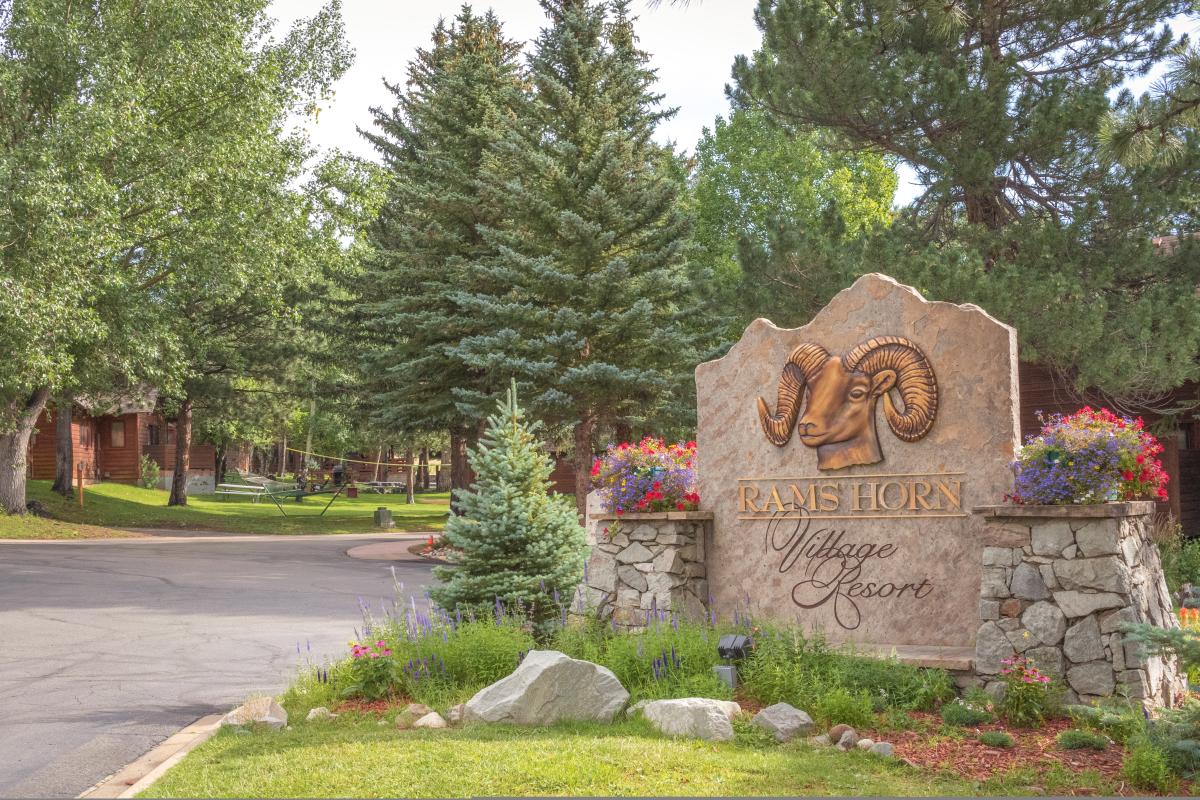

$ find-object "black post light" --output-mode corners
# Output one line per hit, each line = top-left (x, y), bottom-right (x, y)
(713, 634), (753, 688)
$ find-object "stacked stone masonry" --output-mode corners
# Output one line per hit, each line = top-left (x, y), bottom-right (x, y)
(974, 502), (1185, 708)
(584, 513), (711, 627)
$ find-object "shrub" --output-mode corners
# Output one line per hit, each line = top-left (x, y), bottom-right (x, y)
(813, 688), (874, 729)
(979, 731), (1013, 748)
(341, 638), (398, 700)
(430, 384), (586, 636)
(138, 454), (160, 489)
(1010, 407), (1168, 505)
(941, 698), (993, 727)
(1123, 736), (1176, 793)
(591, 436), (698, 513)
(995, 655), (1054, 727)
(1056, 729), (1109, 750)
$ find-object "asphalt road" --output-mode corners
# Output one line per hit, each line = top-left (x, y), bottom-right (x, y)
(0, 534), (435, 798)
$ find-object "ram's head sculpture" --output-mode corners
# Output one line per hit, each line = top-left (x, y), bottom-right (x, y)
(757, 335), (938, 470)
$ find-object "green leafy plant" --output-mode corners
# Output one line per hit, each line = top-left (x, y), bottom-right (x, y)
(340, 639), (399, 701)
(996, 655), (1054, 727)
(813, 688), (874, 729)
(1122, 735), (1177, 793)
(138, 454), (160, 490)
(1056, 729), (1109, 751)
(979, 731), (1014, 748)
(940, 698), (993, 727)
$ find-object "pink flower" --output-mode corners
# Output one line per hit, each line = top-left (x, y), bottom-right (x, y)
(376, 640), (386, 647)
(368, 652), (379, 659)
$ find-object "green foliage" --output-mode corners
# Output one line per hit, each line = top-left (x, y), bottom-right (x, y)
(812, 688), (874, 729)
(1067, 702), (1147, 745)
(1157, 517), (1200, 594)
(730, 0), (1200, 403)
(430, 384), (586, 635)
(979, 731), (1014, 749)
(995, 656), (1055, 727)
(738, 628), (954, 713)
(137, 455), (160, 490)
(1123, 735), (1177, 793)
(940, 699), (993, 727)
(1122, 622), (1200, 673)
(1057, 729), (1109, 751)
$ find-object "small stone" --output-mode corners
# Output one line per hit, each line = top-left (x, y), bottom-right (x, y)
(979, 599), (1001, 621)
(652, 549), (684, 574)
(1000, 598), (1023, 618)
(982, 547), (1017, 567)
(752, 705), (818, 742)
(1032, 522), (1074, 556)
(221, 697), (287, 730)
(1054, 557), (1129, 593)
(626, 700), (649, 718)
(980, 568), (1010, 598)
(1061, 544), (1078, 559)
(447, 703), (465, 724)
(837, 729), (859, 750)
(1039, 564), (1059, 590)
(856, 737), (875, 750)
(810, 734), (832, 747)
(1099, 606), (1138, 634)
(1021, 601), (1066, 646)
(305, 707), (336, 722)
(1025, 646), (1065, 678)
(405, 703), (434, 718)
(1010, 563), (1049, 601)
(1074, 522), (1120, 557)
(413, 712), (447, 729)
(628, 524), (658, 542)
(1063, 615), (1105, 663)
(617, 565), (647, 592)
(975, 621), (1016, 674)
(870, 741), (895, 758)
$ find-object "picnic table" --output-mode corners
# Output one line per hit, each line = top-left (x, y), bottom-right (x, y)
(215, 476), (345, 517)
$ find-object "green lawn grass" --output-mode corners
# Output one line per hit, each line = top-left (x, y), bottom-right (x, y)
(1, 480), (449, 538)
(138, 715), (1119, 798)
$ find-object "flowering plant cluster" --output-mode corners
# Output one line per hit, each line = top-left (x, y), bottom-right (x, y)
(1010, 407), (1169, 505)
(996, 655), (1054, 727)
(1179, 608), (1200, 631)
(351, 639), (393, 659)
(343, 638), (398, 700)
(591, 436), (699, 514)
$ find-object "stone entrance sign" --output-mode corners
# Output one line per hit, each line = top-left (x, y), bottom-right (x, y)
(696, 274), (1020, 649)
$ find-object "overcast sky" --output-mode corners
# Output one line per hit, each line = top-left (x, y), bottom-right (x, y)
(271, 1), (1196, 209)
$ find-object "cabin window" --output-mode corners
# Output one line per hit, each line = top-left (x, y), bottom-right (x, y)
(148, 425), (160, 446)
(111, 421), (125, 448)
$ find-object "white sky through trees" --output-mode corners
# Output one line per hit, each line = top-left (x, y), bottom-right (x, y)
(271, 1), (1197, 210)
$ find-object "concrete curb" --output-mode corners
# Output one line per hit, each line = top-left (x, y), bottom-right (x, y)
(0, 530), (436, 545)
(78, 714), (223, 799)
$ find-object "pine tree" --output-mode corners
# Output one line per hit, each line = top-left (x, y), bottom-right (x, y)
(430, 382), (586, 635)
(355, 8), (524, 497)
(731, 0), (1200, 406)
(452, 0), (703, 513)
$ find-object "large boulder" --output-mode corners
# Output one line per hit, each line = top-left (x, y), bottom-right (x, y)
(463, 650), (629, 725)
(752, 703), (815, 742)
(640, 698), (735, 741)
(222, 697), (287, 730)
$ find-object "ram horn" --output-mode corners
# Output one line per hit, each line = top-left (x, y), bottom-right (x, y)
(843, 336), (937, 442)
(757, 342), (830, 446)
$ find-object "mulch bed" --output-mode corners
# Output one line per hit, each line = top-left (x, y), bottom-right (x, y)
(332, 697), (410, 715)
(406, 540), (460, 563)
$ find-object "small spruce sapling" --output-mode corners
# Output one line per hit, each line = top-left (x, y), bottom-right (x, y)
(430, 382), (587, 638)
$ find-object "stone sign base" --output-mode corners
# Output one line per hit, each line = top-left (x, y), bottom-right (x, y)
(583, 512), (712, 626)
(973, 502), (1186, 707)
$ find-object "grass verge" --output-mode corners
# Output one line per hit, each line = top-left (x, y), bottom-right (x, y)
(3, 480), (449, 537)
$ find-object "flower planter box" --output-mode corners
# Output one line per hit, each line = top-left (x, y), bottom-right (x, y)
(582, 512), (713, 627)
(972, 501), (1185, 708)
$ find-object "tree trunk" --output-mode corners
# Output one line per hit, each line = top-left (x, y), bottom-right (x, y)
(372, 443), (383, 482)
(51, 394), (74, 497)
(0, 388), (52, 514)
(279, 432), (288, 478)
(449, 431), (469, 515)
(418, 447), (429, 490)
(301, 393), (316, 483)
(214, 442), (226, 486)
(572, 412), (595, 520)
(168, 398), (192, 506)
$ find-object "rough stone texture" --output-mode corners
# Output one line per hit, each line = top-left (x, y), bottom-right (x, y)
(751, 703), (815, 742)
(447, 703), (465, 725)
(974, 507), (1185, 709)
(837, 729), (859, 750)
(640, 698), (735, 741)
(305, 707), (336, 722)
(463, 650), (629, 725)
(405, 703), (434, 718)
(582, 516), (711, 626)
(413, 712), (448, 729)
(1021, 602), (1066, 646)
(696, 274), (1020, 648)
(222, 697), (287, 730)
(871, 741), (895, 757)
(856, 738), (875, 750)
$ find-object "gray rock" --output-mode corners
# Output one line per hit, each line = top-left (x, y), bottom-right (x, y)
(974, 621), (1016, 674)
(652, 549), (684, 574)
(1021, 601), (1066, 646)
(617, 565), (647, 592)
(856, 737), (875, 750)
(1099, 605), (1138, 634)
(983, 547), (1018, 567)
(1063, 615), (1105, 663)
(413, 712), (448, 729)
(983, 681), (1007, 702)
(586, 553), (618, 591)
(615, 542), (654, 564)
(447, 703), (465, 724)
(979, 599), (1001, 621)
(1061, 544), (1078, 560)
(1025, 646), (1065, 678)
(1054, 557), (1129, 593)
(1067, 661), (1115, 696)
(810, 734), (832, 747)
(1053, 591), (1124, 618)
(305, 706), (336, 722)
(837, 729), (859, 750)
(1039, 564), (1059, 590)
(751, 703), (815, 742)
(628, 524), (658, 542)
(1032, 521), (1074, 556)
(980, 568), (1011, 598)
(405, 703), (434, 718)
(1074, 522), (1120, 557)
(641, 698), (735, 741)
(463, 650), (629, 725)
(1010, 563), (1049, 600)
(870, 741), (895, 757)
(626, 699), (649, 718)
(222, 697), (287, 730)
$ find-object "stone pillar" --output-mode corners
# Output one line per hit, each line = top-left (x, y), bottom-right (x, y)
(973, 502), (1186, 708)
(581, 512), (712, 627)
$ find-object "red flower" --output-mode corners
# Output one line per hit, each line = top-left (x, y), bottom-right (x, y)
(1136, 454), (1145, 465)
(676, 502), (685, 511)
(1122, 470), (1134, 481)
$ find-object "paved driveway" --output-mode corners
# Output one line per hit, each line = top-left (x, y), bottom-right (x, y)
(0, 534), (435, 798)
